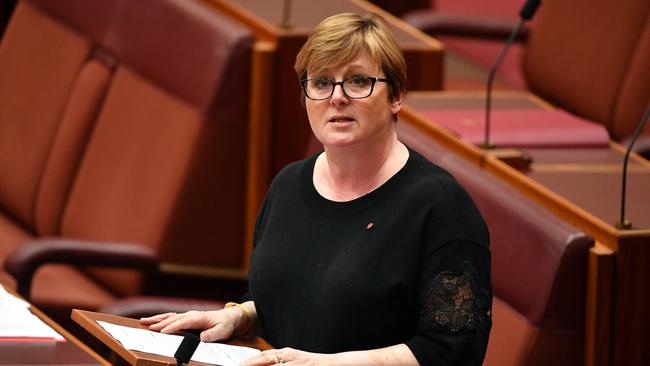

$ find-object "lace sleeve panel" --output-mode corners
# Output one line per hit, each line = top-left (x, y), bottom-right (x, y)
(419, 261), (492, 333)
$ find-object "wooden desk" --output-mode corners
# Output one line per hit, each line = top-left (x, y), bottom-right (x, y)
(0, 288), (109, 366)
(205, 0), (444, 175)
(400, 91), (650, 366)
(72, 309), (270, 366)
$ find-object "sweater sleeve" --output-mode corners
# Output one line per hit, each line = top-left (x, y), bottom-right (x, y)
(405, 239), (492, 365)
(405, 175), (492, 365)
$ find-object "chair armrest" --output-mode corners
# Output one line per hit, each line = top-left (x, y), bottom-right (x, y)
(4, 238), (158, 299)
(403, 10), (529, 41)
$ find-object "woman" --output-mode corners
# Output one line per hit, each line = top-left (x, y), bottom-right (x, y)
(141, 13), (492, 365)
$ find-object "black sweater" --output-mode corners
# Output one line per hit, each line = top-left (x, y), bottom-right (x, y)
(248, 149), (492, 365)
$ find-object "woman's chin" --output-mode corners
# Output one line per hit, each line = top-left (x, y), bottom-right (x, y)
(321, 137), (359, 149)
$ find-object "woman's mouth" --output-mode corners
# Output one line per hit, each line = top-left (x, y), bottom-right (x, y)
(328, 116), (355, 123)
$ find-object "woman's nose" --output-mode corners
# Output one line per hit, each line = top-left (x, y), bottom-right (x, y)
(330, 84), (349, 105)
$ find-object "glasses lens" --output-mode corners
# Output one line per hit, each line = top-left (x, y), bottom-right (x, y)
(305, 79), (333, 100)
(343, 76), (373, 98)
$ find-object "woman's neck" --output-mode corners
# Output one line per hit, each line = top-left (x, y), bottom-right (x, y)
(314, 132), (409, 202)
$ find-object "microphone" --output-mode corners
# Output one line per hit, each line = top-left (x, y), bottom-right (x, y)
(616, 103), (650, 229)
(483, 0), (541, 148)
(174, 332), (200, 366)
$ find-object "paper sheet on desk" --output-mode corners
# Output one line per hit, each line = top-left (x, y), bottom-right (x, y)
(0, 284), (65, 341)
(98, 321), (260, 366)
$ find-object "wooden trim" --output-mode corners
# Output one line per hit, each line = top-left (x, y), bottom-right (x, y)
(532, 164), (650, 173)
(349, 0), (444, 50)
(203, 0), (278, 41)
(159, 262), (248, 280)
(400, 104), (486, 166)
(610, 140), (650, 168)
(585, 242), (615, 366)
(244, 41), (275, 271)
(482, 155), (621, 248)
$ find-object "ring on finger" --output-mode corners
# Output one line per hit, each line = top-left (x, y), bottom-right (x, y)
(273, 353), (284, 364)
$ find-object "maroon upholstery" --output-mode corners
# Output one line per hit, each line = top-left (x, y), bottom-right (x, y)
(403, 0), (527, 89)
(0, 0), (94, 229)
(398, 122), (594, 365)
(405, 0), (650, 145)
(524, 0), (650, 141)
(1, 0), (254, 320)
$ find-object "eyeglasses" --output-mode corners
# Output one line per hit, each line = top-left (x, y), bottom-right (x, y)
(300, 76), (391, 100)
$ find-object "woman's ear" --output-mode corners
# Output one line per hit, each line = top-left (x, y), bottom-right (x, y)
(391, 94), (403, 114)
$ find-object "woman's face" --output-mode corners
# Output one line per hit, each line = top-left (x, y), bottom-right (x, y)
(305, 53), (402, 150)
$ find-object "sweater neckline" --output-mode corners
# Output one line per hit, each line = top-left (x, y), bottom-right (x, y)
(299, 148), (415, 217)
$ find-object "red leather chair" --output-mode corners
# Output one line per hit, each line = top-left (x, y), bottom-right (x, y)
(2, 0), (255, 323)
(405, 0), (650, 155)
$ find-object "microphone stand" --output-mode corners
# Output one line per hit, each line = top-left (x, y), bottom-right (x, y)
(483, 20), (525, 149)
(480, 0), (541, 170)
(616, 103), (650, 229)
(280, 0), (293, 29)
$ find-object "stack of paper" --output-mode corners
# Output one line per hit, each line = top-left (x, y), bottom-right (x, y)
(98, 321), (261, 366)
(0, 284), (65, 342)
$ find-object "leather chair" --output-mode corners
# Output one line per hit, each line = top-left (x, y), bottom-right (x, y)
(405, 0), (650, 155)
(404, 0), (527, 89)
(1, 0), (254, 322)
(398, 122), (594, 365)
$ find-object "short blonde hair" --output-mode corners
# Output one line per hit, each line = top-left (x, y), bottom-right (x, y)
(294, 13), (407, 101)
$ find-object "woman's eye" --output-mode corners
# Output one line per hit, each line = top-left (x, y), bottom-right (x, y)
(314, 79), (331, 89)
(349, 76), (371, 87)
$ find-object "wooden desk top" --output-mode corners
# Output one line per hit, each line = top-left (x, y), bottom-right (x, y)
(0, 288), (108, 366)
(402, 91), (650, 244)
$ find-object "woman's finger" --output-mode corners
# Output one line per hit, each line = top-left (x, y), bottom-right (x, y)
(139, 312), (175, 325)
(199, 322), (234, 342)
(240, 349), (279, 366)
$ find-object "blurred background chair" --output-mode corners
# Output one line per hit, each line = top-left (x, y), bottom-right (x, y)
(1, 0), (255, 329)
(403, 0), (650, 157)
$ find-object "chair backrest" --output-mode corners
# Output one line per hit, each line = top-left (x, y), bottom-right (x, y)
(0, 0), (254, 297)
(0, 0), (121, 239)
(397, 122), (594, 366)
(523, 0), (650, 139)
(56, 0), (253, 295)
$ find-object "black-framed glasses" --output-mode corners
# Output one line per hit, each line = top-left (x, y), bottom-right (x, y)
(300, 76), (391, 100)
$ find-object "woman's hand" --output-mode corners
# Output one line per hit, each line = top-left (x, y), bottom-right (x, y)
(139, 308), (245, 342)
(241, 344), (419, 366)
(241, 348), (335, 366)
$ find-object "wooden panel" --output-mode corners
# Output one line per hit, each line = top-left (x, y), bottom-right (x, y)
(245, 41), (276, 270)
(585, 243), (614, 366)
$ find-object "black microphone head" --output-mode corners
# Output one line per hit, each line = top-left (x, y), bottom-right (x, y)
(174, 332), (200, 365)
(520, 0), (542, 20)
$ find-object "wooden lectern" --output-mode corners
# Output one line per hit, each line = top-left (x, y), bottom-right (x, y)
(72, 309), (271, 366)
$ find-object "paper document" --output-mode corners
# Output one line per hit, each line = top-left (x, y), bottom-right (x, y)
(98, 321), (260, 366)
(0, 284), (64, 341)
